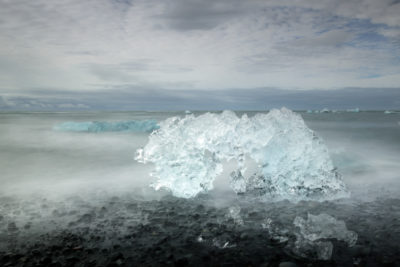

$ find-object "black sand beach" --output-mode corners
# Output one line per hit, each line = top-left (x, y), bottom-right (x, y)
(1, 191), (400, 267)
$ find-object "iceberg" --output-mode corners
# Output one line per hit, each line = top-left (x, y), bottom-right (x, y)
(292, 213), (357, 260)
(136, 108), (349, 201)
(54, 120), (159, 133)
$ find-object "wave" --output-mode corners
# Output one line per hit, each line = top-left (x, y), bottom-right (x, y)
(136, 108), (349, 201)
(54, 120), (159, 133)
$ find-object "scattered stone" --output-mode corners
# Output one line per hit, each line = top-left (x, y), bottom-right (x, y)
(279, 262), (298, 267)
(78, 213), (94, 223)
(7, 222), (18, 233)
(175, 257), (189, 267)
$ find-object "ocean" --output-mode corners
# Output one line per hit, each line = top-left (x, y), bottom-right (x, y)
(0, 110), (399, 266)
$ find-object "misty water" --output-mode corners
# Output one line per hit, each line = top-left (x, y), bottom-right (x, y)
(0, 110), (400, 266)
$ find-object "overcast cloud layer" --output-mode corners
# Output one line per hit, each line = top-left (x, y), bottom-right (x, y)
(0, 0), (399, 110)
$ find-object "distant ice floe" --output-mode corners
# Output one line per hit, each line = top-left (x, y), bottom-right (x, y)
(384, 110), (399, 114)
(136, 108), (348, 202)
(307, 108), (361, 114)
(54, 120), (159, 133)
(306, 109), (338, 114)
(346, 108), (360, 113)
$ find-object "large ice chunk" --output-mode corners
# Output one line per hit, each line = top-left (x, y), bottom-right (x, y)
(136, 108), (349, 201)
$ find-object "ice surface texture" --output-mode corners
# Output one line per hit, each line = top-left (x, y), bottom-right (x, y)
(54, 120), (159, 133)
(136, 108), (349, 201)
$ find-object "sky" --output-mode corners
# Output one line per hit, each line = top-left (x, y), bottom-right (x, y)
(0, 0), (400, 110)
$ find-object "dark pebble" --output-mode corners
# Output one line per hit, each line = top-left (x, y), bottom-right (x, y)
(79, 213), (94, 223)
(350, 245), (371, 256)
(50, 261), (62, 267)
(111, 252), (124, 261)
(31, 249), (42, 257)
(279, 262), (298, 267)
(240, 232), (248, 239)
(175, 257), (189, 267)
(40, 257), (52, 265)
(87, 259), (97, 266)
(66, 256), (80, 264)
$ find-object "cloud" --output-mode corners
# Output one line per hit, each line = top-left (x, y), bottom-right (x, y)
(158, 0), (246, 31)
(0, 0), (399, 104)
(57, 103), (90, 109)
(293, 30), (354, 47)
(273, 0), (400, 27)
(0, 95), (91, 110)
(0, 96), (8, 107)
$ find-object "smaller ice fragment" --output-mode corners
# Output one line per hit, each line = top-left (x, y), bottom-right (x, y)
(346, 108), (360, 113)
(292, 213), (357, 260)
(261, 218), (289, 243)
(229, 170), (247, 194)
(197, 235), (204, 243)
(226, 206), (244, 226)
(212, 238), (236, 249)
(313, 240), (333, 260)
(293, 213), (358, 246)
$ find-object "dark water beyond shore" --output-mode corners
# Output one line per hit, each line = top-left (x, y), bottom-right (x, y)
(0, 111), (399, 266)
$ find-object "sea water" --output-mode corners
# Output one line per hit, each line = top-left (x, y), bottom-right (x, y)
(0, 110), (399, 265)
(1, 110), (398, 199)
